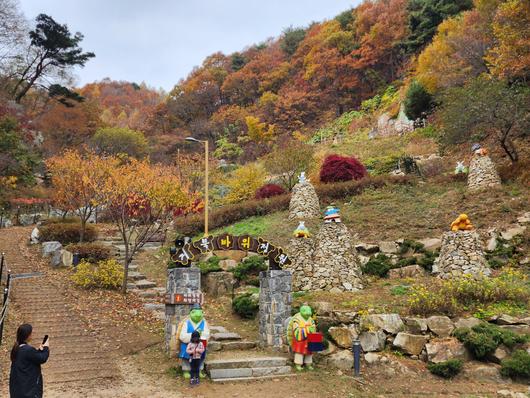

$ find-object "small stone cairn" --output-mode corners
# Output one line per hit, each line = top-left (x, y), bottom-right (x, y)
(288, 172), (320, 220)
(287, 206), (363, 292)
(467, 146), (501, 192)
(433, 218), (491, 279)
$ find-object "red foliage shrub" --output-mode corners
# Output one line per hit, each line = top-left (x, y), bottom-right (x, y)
(255, 184), (286, 199)
(320, 154), (367, 183)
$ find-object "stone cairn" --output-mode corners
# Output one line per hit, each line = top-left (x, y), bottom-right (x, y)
(467, 154), (501, 192)
(432, 231), (491, 279)
(288, 172), (320, 220)
(287, 222), (363, 292)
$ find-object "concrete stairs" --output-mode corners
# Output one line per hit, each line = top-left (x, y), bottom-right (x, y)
(208, 327), (257, 352)
(206, 356), (293, 382)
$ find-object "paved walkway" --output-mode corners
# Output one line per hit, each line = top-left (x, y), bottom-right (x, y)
(0, 227), (119, 385)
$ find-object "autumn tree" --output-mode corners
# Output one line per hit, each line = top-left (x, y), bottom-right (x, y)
(280, 26), (306, 57)
(245, 115), (276, 143)
(264, 140), (314, 191)
(101, 159), (190, 293)
(223, 163), (266, 204)
(46, 150), (115, 241)
(11, 14), (94, 103)
(92, 127), (148, 158)
(438, 77), (530, 162)
(0, 116), (38, 184)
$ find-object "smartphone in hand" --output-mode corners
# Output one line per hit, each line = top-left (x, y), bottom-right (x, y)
(42, 335), (49, 345)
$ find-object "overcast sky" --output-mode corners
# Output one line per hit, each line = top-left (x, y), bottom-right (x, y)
(18, 1), (359, 91)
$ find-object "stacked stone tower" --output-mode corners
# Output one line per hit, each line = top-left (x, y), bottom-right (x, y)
(467, 154), (501, 192)
(288, 173), (320, 220)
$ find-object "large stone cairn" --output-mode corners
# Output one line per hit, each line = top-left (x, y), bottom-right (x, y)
(467, 154), (501, 192)
(432, 231), (491, 279)
(288, 180), (320, 220)
(288, 223), (363, 292)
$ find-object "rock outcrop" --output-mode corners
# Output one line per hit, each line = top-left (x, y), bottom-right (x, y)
(288, 180), (320, 220)
(467, 155), (501, 192)
(432, 231), (491, 279)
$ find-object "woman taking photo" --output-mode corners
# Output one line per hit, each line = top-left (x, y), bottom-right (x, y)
(9, 324), (50, 398)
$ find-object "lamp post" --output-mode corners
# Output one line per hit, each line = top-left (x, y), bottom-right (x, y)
(185, 137), (209, 236)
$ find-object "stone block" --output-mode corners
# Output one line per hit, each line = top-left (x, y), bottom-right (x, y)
(360, 314), (404, 335)
(427, 316), (454, 337)
(251, 366), (291, 377)
(202, 271), (235, 297)
(209, 368), (252, 379)
(403, 317), (428, 334)
(328, 326), (355, 348)
(359, 330), (386, 352)
(454, 317), (481, 329)
(326, 350), (354, 370)
(379, 241), (398, 254)
(388, 265), (425, 279)
(425, 338), (469, 363)
(393, 333), (429, 356)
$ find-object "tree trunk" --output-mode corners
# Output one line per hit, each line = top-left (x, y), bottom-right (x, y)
(121, 241), (129, 294)
(499, 131), (519, 163)
(80, 218), (86, 243)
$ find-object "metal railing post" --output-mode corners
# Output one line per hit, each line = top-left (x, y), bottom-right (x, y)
(0, 252), (4, 286)
(352, 339), (361, 377)
(0, 272), (11, 345)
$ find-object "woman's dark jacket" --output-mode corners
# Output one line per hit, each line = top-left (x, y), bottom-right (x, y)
(9, 345), (49, 398)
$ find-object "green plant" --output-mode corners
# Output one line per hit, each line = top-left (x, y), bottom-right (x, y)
(427, 359), (463, 378)
(198, 256), (223, 275)
(232, 292), (259, 319)
(453, 323), (529, 360)
(399, 239), (425, 255)
(65, 242), (111, 263)
(361, 254), (393, 277)
(501, 350), (530, 379)
(232, 256), (268, 286)
(486, 237), (520, 269)
(391, 285), (410, 296)
(39, 222), (97, 244)
(417, 250), (438, 272)
(71, 259), (123, 289)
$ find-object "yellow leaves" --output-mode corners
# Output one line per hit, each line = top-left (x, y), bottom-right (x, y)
(223, 163), (266, 204)
(485, 0), (530, 80)
(71, 259), (123, 290)
(0, 176), (17, 190)
(245, 116), (276, 143)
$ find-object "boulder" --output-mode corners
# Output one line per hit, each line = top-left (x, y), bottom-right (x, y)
(364, 352), (384, 365)
(388, 265), (425, 279)
(486, 235), (498, 252)
(42, 241), (62, 257)
(359, 330), (386, 352)
(517, 212), (530, 224)
(0, 218), (13, 228)
(495, 314), (521, 325)
(326, 350), (353, 370)
(403, 317), (428, 334)
(393, 333), (429, 356)
(425, 338), (469, 363)
(312, 301), (334, 317)
(454, 317), (481, 329)
(487, 345), (509, 364)
(328, 326), (355, 348)
(499, 324), (530, 335)
(218, 259), (237, 271)
(19, 214), (39, 226)
(213, 250), (247, 262)
(354, 243), (379, 255)
(427, 316), (454, 337)
(379, 241), (399, 254)
(418, 238), (442, 252)
(361, 314), (405, 335)
(501, 226), (526, 241)
(332, 311), (357, 324)
(463, 364), (504, 383)
(202, 271), (235, 297)
(30, 227), (40, 244)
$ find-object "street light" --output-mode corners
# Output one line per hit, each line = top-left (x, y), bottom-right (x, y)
(185, 137), (209, 236)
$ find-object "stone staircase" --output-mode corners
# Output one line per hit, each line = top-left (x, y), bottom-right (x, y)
(206, 355), (293, 382)
(205, 326), (293, 382)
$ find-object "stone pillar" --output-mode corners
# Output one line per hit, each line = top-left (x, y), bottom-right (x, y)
(258, 270), (292, 349)
(467, 155), (501, 192)
(165, 267), (201, 356)
(288, 181), (320, 220)
(432, 231), (491, 279)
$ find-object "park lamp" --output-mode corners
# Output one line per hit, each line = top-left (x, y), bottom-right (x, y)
(184, 136), (209, 236)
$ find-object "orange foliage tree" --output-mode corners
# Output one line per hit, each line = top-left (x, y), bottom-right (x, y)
(46, 150), (116, 241)
(100, 159), (191, 293)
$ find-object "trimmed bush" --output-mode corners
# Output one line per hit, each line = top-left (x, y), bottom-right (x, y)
(361, 254), (392, 277)
(320, 154), (367, 183)
(198, 256), (222, 275)
(232, 256), (268, 286)
(71, 259), (123, 289)
(42, 216), (81, 225)
(255, 184), (286, 199)
(39, 222), (97, 244)
(65, 242), (111, 263)
(404, 80), (433, 120)
(453, 323), (529, 360)
(427, 359), (463, 378)
(232, 292), (259, 319)
(501, 350), (530, 379)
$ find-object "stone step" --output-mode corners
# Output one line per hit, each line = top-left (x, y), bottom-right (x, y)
(127, 271), (146, 281)
(45, 367), (119, 383)
(211, 332), (242, 341)
(211, 373), (296, 383)
(127, 283), (138, 290)
(209, 365), (292, 380)
(128, 264), (139, 272)
(220, 341), (256, 351)
(206, 356), (287, 370)
(135, 280), (157, 289)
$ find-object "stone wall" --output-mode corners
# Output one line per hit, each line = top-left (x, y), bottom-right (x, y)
(165, 267), (201, 356)
(432, 231), (491, 279)
(258, 270), (292, 348)
(288, 181), (320, 220)
(287, 222), (363, 292)
(467, 155), (501, 192)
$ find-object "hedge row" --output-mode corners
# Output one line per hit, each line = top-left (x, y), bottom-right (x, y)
(39, 223), (97, 244)
(174, 175), (413, 237)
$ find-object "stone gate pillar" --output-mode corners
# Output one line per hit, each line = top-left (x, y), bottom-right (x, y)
(165, 267), (201, 356)
(258, 270), (292, 349)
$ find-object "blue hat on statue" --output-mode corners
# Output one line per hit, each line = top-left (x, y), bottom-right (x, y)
(191, 303), (202, 310)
